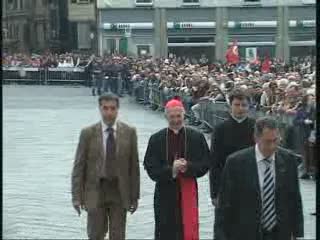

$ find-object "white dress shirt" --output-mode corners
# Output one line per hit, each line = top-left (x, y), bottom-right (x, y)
(101, 120), (117, 157)
(255, 144), (276, 200)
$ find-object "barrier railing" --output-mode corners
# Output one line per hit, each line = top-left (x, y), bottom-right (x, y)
(2, 67), (89, 85)
(47, 67), (88, 85)
(2, 67), (43, 84)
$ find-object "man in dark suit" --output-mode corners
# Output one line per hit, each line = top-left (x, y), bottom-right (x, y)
(71, 93), (140, 240)
(217, 117), (304, 240)
(209, 89), (256, 239)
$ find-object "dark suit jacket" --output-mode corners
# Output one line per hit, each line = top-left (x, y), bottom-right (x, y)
(209, 117), (255, 199)
(217, 146), (304, 240)
(71, 121), (140, 210)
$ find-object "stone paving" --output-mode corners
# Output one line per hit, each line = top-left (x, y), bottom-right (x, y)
(3, 85), (316, 239)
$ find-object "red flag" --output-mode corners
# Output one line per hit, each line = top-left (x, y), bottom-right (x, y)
(226, 40), (240, 65)
(261, 55), (271, 73)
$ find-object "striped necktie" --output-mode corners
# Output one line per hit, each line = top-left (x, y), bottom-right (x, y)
(261, 158), (277, 231)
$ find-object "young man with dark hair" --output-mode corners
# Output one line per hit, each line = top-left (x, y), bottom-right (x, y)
(209, 88), (256, 239)
(71, 93), (140, 240)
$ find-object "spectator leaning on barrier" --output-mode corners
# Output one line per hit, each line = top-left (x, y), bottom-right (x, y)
(294, 93), (316, 179)
(190, 76), (210, 127)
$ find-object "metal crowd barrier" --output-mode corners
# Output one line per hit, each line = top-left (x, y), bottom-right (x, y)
(2, 67), (89, 85)
(46, 67), (88, 85)
(2, 67), (43, 84)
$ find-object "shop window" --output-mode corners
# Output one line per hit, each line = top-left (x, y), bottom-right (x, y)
(183, 0), (200, 4)
(135, 0), (153, 6)
(77, 0), (90, 4)
(137, 45), (150, 56)
(3, 29), (8, 39)
(8, 0), (18, 10)
(243, 0), (261, 5)
(302, 0), (315, 4)
(106, 39), (116, 54)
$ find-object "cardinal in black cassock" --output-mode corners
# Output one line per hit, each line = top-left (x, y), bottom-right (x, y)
(144, 97), (210, 240)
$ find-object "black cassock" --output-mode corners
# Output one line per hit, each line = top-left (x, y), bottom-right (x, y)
(144, 126), (210, 240)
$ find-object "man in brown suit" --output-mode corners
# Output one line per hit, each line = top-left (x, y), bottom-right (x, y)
(71, 93), (140, 240)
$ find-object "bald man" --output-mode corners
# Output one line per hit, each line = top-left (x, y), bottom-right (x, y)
(144, 97), (210, 240)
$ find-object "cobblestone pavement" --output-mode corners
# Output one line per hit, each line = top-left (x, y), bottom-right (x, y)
(3, 86), (316, 239)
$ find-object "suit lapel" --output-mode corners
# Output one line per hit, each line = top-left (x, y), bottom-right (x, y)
(116, 121), (124, 159)
(95, 122), (104, 162)
(275, 149), (287, 203)
(249, 147), (262, 210)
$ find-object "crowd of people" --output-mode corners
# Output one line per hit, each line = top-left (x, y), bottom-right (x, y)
(2, 52), (94, 68)
(90, 54), (316, 179)
(3, 52), (317, 179)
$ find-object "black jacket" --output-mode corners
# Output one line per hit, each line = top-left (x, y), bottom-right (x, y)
(217, 146), (304, 240)
(209, 116), (255, 199)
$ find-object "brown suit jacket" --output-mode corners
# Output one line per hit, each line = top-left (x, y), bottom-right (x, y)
(71, 120), (140, 210)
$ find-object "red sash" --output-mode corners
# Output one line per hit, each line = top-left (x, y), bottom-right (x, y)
(178, 174), (199, 240)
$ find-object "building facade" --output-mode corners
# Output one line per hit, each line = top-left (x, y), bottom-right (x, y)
(2, 0), (68, 53)
(96, 0), (315, 62)
(67, 0), (97, 52)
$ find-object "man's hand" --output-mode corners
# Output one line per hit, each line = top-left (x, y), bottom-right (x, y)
(73, 201), (84, 216)
(173, 159), (186, 174)
(179, 158), (188, 173)
(129, 201), (138, 214)
(173, 158), (188, 173)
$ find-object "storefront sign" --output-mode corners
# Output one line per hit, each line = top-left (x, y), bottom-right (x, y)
(103, 23), (153, 30)
(168, 22), (215, 29)
(231, 21), (277, 28)
(301, 20), (315, 27)
(288, 20), (315, 28)
(172, 22), (193, 29)
(238, 22), (255, 28)
(102, 20), (314, 30)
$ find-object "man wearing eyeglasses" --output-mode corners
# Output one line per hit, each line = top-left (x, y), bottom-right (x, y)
(217, 117), (303, 240)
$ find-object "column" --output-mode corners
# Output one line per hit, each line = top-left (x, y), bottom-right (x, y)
(276, 5), (290, 63)
(97, 10), (103, 56)
(126, 36), (135, 56)
(115, 37), (120, 53)
(215, 7), (228, 62)
(154, 8), (167, 59)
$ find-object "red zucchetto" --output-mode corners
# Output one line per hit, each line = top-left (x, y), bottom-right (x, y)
(165, 97), (185, 110)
